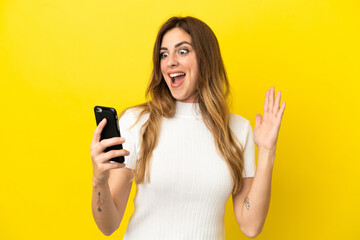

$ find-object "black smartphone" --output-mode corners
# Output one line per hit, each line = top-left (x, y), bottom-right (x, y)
(94, 106), (125, 163)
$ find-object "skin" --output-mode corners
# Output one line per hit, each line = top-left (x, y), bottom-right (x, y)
(90, 26), (286, 238)
(232, 87), (286, 238)
(90, 119), (133, 235)
(160, 27), (199, 103)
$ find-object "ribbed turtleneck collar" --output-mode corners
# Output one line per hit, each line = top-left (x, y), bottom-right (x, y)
(174, 101), (201, 118)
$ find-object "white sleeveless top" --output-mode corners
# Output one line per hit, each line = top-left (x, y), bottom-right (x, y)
(119, 101), (255, 240)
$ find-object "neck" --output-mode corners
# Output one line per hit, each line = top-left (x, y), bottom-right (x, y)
(175, 101), (201, 118)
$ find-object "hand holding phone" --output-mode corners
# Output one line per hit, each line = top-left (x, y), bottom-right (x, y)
(90, 106), (129, 186)
(94, 106), (125, 163)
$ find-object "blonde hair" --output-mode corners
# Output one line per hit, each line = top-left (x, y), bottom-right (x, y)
(122, 16), (245, 194)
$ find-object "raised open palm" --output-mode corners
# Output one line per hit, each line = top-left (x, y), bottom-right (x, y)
(253, 86), (286, 152)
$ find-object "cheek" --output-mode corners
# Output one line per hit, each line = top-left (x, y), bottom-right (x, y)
(160, 67), (169, 83)
(160, 61), (167, 76)
(190, 61), (199, 83)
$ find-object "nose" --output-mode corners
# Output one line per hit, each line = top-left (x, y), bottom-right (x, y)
(167, 53), (178, 68)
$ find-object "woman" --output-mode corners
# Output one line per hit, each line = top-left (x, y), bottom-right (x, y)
(91, 16), (285, 239)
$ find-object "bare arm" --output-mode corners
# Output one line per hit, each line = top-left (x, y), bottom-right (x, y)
(90, 118), (133, 236)
(233, 87), (286, 238)
(232, 149), (275, 238)
(92, 167), (133, 236)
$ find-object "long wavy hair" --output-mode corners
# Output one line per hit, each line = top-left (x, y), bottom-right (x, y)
(122, 16), (245, 194)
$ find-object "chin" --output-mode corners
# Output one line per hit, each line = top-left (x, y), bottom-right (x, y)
(171, 94), (186, 102)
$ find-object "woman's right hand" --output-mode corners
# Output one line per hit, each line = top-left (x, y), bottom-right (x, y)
(90, 118), (130, 186)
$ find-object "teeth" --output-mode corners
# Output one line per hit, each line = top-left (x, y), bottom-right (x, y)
(169, 72), (185, 78)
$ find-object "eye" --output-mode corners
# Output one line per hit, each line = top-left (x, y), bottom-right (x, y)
(160, 52), (169, 58)
(179, 49), (189, 55)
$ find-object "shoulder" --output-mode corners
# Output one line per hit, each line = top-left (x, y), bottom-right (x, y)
(229, 113), (253, 146)
(229, 113), (251, 133)
(119, 107), (149, 129)
(120, 107), (144, 121)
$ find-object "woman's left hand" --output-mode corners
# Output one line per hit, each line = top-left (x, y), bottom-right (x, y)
(253, 86), (286, 152)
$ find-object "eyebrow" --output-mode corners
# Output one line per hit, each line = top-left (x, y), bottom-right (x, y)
(160, 41), (192, 51)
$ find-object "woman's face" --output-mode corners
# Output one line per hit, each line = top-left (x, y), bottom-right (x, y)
(160, 27), (199, 103)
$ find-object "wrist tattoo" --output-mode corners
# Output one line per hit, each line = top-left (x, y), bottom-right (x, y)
(244, 196), (250, 210)
(97, 192), (104, 212)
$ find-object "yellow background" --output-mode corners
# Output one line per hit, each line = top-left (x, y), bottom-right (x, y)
(1, 0), (359, 239)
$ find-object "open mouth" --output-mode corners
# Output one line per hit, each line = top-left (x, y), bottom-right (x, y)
(169, 72), (186, 84)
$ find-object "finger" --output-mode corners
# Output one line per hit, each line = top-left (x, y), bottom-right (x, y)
(96, 149), (130, 163)
(269, 87), (274, 113)
(95, 149), (130, 163)
(103, 149), (130, 162)
(91, 118), (107, 147)
(277, 101), (286, 121)
(274, 90), (281, 115)
(263, 90), (269, 114)
(96, 137), (125, 152)
(101, 162), (126, 172)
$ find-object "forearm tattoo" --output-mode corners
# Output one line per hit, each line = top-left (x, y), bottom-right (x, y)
(244, 196), (250, 210)
(97, 192), (104, 212)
